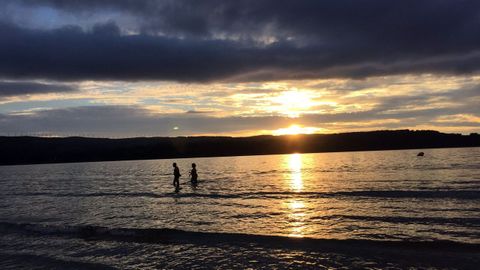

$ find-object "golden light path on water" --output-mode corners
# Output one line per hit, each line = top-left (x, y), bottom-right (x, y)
(284, 153), (307, 237)
(288, 153), (303, 191)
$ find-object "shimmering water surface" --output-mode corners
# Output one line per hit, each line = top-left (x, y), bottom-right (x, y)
(1, 147), (479, 269)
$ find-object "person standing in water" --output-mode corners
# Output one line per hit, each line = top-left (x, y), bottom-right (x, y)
(190, 163), (198, 185)
(172, 162), (181, 190)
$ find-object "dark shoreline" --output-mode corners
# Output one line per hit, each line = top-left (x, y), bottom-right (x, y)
(1, 129), (479, 166)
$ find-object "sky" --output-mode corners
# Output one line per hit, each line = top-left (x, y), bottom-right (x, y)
(0, 0), (479, 137)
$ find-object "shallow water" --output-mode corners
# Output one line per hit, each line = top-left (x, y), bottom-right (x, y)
(1, 147), (479, 269)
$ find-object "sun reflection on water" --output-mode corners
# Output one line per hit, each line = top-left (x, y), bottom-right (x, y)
(285, 199), (307, 237)
(288, 153), (303, 191)
(284, 153), (307, 237)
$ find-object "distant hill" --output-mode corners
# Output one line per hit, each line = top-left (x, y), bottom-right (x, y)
(0, 130), (479, 165)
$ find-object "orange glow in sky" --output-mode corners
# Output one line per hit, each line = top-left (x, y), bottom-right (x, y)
(273, 90), (314, 118)
(273, 125), (322, 136)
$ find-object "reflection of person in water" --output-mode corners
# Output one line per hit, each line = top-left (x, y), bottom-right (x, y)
(190, 163), (198, 185)
(173, 162), (181, 190)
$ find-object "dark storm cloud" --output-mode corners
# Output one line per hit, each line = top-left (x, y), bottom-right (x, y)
(0, 81), (76, 96)
(20, 0), (480, 42)
(0, 21), (253, 82)
(1, 0), (480, 82)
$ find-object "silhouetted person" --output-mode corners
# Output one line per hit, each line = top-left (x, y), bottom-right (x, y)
(190, 163), (198, 185)
(173, 162), (181, 190)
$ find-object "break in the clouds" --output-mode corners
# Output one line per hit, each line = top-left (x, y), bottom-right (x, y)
(0, 1), (479, 136)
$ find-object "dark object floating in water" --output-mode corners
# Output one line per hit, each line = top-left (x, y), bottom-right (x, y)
(417, 152), (425, 156)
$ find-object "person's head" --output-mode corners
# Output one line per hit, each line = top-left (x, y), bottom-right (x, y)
(173, 162), (177, 167)
(192, 163), (196, 168)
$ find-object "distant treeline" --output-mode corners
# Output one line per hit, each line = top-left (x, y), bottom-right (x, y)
(1, 130), (479, 165)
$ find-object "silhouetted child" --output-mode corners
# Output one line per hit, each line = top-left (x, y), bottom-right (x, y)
(173, 162), (181, 190)
(190, 163), (198, 185)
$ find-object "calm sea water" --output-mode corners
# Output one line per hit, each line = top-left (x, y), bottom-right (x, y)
(1, 147), (479, 269)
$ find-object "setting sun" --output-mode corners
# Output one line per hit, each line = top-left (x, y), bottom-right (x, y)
(273, 125), (321, 136)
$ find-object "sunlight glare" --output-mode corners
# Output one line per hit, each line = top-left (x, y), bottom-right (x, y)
(285, 199), (306, 238)
(288, 153), (303, 191)
(284, 155), (310, 237)
(273, 125), (321, 136)
(274, 90), (314, 117)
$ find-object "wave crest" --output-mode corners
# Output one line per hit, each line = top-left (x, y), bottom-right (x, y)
(0, 222), (478, 252)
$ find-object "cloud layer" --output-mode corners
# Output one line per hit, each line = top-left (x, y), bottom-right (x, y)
(0, 1), (479, 136)
(0, 81), (76, 97)
(1, 1), (480, 82)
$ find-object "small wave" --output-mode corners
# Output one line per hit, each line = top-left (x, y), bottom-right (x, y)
(248, 190), (480, 200)
(0, 252), (117, 270)
(314, 215), (480, 227)
(0, 222), (480, 251)
(0, 222), (478, 252)
(252, 170), (280, 175)
(6, 190), (480, 200)
(450, 180), (480, 184)
(7, 192), (237, 199)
